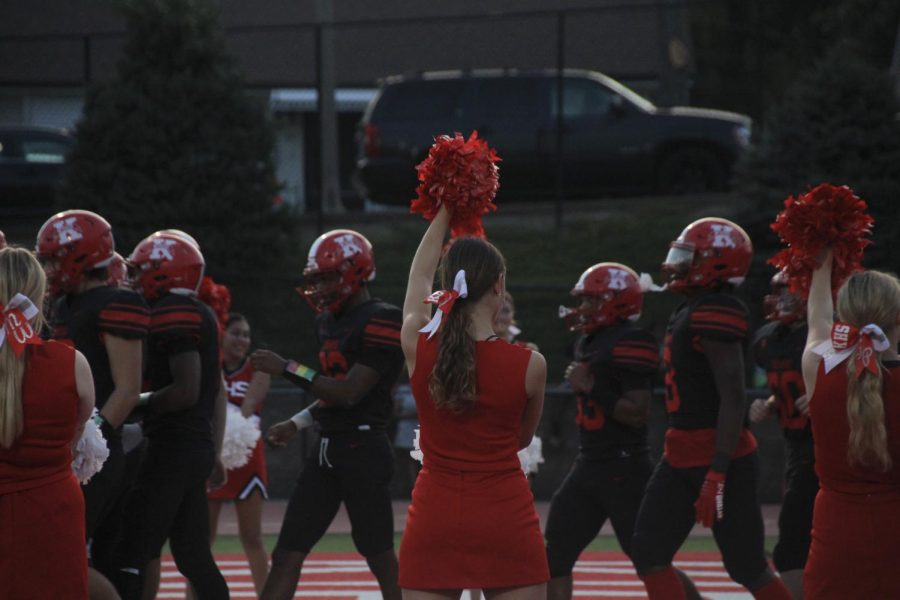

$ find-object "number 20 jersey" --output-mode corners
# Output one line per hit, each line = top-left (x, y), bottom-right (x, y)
(752, 320), (810, 440)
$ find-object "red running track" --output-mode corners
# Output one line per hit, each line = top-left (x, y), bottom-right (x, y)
(159, 551), (754, 599)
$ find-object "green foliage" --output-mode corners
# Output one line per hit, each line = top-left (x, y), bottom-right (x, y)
(736, 50), (900, 269)
(59, 0), (292, 280)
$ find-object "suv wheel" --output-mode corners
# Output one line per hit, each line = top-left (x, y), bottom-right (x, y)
(656, 148), (726, 194)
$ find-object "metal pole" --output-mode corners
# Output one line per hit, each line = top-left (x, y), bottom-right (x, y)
(316, 0), (343, 215)
(555, 11), (565, 229)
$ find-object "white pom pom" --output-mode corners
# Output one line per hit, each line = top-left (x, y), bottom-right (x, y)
(410, 427), (423, 463)
(72, 409), (110, 484)
(220, 404), (261, 470)
(517, 435), (544, 474)
(639, 272), (666, 292)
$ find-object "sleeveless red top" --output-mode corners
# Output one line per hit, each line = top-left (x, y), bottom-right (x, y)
(411, 334), (532, 473)
(810, 360), (900, 495)
(0, 341), (79, 494)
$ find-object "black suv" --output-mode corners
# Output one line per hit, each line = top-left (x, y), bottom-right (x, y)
(355, 69), (751, 205)
(0, 125), (74, 214)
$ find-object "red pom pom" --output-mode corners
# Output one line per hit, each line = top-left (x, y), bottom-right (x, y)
(410, 131), (501, 238)
(198, 276), (232, 332)
(769, 183), (873, 298)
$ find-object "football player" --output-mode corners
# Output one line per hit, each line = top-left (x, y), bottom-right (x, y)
(750, 270), (816, 598)
(35, 210), (149, 599)
(112, 232), (228, 600)
(546, 263), (661, 600)
(630, 218), (791, 600)
(251, 229), (404, 600)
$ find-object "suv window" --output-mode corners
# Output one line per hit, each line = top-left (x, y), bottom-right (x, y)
(372, 80), (463, 122)
(551, 78), (613, 119)
(468, 78), (545, 121)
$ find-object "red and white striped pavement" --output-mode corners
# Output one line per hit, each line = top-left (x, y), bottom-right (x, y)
(159, 551), (754, 599)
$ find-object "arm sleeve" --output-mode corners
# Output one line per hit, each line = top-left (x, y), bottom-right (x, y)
(98, 290), (150, 340)
(356, 306), (404, 375)
(689, 294), (749, 342)
(149, 296), (202, 355)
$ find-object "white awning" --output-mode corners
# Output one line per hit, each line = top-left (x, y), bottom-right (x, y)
(269, 88), (376, 112)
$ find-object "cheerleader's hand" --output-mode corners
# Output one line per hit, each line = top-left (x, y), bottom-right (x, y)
(694, 469), (726, 528)
(266, 420), (299, 448)
(794, 394), (810, 416)
(208, 458), (227, 491)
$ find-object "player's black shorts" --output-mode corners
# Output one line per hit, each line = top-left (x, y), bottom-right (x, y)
(773, 435), (818, 572)
(83, 429), (126, 546)
(277, 429), (395, 557)
(545, 454), (652, 577)
(631, 452), (768, 588)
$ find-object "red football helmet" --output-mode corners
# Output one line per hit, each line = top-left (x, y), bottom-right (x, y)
(662, 217), (752, 293)
(560, 262), (643, 333)
(129, 232), (205, 301)
(107, 252), (129, 288)
(764, 270), (805, 324)
(300, 229), (375, 313)
(35, 210), (115, 294)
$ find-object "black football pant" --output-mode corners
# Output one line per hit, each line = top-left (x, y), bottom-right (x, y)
(545, 454), (652, 577)
(631, 452), (769, 588)
(773, 436), (818, 572)
(113, 440), (228, 600)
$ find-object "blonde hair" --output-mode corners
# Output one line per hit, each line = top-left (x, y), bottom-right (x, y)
(836, 270), (900, 471)
(0, 247), (47, 448)
(429, 237), (505, 414)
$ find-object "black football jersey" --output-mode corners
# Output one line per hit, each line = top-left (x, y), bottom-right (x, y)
(49, 286), (150, 413)
(573, 323), (659, 460)
(310, 298), (404, 433)
(663, 291), (750, 429)
(143, 293), (220, 444)
(753, 320), (810, 440)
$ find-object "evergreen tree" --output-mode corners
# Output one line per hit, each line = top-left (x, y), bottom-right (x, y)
(59, 0), (291, 280)
(737, 49), (900, 269)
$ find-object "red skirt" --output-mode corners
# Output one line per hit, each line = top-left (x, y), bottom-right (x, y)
(208, 438), (268, 501)
(0, 473), (87, 599)
(804, 488), (900, 599)
(399, 465), (549, 589)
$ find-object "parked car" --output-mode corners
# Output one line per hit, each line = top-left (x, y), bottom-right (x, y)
(0, 125), (74, 214)
(354, 69), (752, 205)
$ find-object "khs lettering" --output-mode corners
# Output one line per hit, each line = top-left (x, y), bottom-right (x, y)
(833, 323), (851, 349)
(225, 380), (249, 398)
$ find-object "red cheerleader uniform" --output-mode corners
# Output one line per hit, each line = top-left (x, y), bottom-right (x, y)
(208, 358), (268, 501)
(399, 334), (549, 589)
(805, 360), (900, 599)
(0, 341), (88, 599)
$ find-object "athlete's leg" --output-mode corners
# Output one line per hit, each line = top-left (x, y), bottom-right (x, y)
(261, 453), (342, 600)
(545, 458), (609, 600)
(235, 490), (269, 595)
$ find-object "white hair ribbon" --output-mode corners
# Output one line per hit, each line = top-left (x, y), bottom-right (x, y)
(639, 272), (666, 292)
(812, 322), (890, 375)
(418, 269), (468, 339)
(0, 293), (41, 357)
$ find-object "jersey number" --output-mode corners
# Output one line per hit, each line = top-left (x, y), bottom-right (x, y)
(767, 369), (807, 429)
(319, 349), (349, 380)
(663, 333), (681, 413)
(575, 393), (605, 430)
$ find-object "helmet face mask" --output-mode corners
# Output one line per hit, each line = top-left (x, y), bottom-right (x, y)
(764, 272), (804, 323)
(301, 229), (375, 314)
(662, 218), (752, 293)
(561, 263), (643, 333)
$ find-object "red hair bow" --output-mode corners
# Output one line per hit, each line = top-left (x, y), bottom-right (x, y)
(831, 321), (890, 378)
(0, 293), (41, 357)
(418, 270), (468, 339)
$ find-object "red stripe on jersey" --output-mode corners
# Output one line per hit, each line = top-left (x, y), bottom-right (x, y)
(692, 309), (747, 329)
(364, 336), (401, 348)
(691, 322), (746, 338)
(365, 324), (401, 341)
(613, 347), (659, 366)
(369, 317), (400, 326)
(152, 310), (201, 327)
(99, 309), (150, 327)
